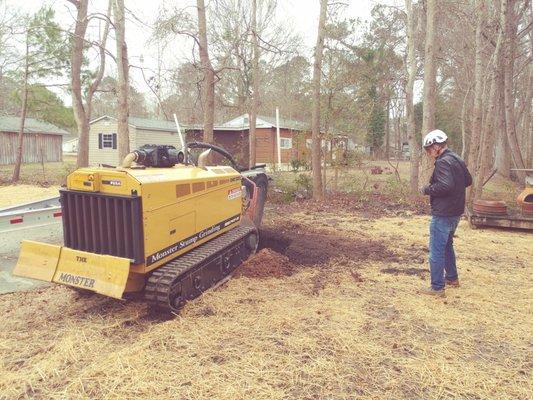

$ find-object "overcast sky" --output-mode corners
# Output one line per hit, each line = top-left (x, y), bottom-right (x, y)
(5, 0), (401, 106)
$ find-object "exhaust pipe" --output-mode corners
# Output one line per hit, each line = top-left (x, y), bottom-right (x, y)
(121, 152), (138, 168)
(197, 149), (212, 168)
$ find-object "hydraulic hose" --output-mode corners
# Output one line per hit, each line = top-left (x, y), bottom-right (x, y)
(187, 142), (243, 171)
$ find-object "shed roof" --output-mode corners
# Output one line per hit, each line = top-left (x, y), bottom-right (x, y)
(221, 114), (310, 131)
(90, 115), (185, 132)
(0, 116), (70, 135)
(91, 115), (240, 133)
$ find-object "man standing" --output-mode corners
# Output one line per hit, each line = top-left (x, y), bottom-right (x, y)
(420, 129), (472, 296)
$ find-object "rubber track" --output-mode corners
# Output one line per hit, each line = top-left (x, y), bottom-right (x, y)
(144, 225), (255, 310)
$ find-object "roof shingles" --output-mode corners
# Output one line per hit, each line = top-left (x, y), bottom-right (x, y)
(0, 116), (70, 135)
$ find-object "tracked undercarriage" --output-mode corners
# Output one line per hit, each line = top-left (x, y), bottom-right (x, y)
(145, 225), (258, 312)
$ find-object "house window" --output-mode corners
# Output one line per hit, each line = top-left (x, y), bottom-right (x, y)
(98, 133), (117, 149)
(306, 139), (312, 149)
(280, 137), (292, 149)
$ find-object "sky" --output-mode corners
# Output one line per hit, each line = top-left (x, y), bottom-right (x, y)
(4, 0), (400, 106)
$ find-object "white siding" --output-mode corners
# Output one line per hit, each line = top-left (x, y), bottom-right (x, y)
(88, 118), (135, 166)
(135, 128), (183, 148)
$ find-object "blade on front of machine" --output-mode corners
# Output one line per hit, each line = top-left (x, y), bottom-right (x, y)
(13, 240), (131, 299)
(14, 240), (62, 282)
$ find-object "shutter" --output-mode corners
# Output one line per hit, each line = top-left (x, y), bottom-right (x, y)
(98, 133), (103, 149)
(112, 133), (117, 149)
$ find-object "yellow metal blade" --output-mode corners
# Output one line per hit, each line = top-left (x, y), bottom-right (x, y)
(52, 248), (130, 299)
(13, 240), (61, 282)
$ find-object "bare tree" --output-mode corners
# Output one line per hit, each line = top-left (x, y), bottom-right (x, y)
(197, 0), (215, 143)
(472, 5), (504, 200)
(404, 0), (419, 196)
(12, 36), (29, 183)
(419, 0), (437, 185)
(466, 0), (485, 176)
(311, 0), (328, 200)
(502, 0), (526, 181)
(68, 0), (110, 168)
(113, 0), (130, 162)
(249, 0), (259, 167)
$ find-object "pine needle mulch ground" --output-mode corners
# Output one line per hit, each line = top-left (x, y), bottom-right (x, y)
(0, 203), (531, 399)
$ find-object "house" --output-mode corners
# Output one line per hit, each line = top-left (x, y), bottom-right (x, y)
(89, 116), (186, 166)
(218, 114), (312, 165)
(89, 114), (346, 168)
(0, 116), (69, 165)
(62, 136), (79, 153)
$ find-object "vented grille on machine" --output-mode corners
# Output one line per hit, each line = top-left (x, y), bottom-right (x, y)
(60, 190), (144, 264)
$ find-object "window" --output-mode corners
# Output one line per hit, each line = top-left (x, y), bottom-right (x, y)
(98, 133), (117, 149)
(306, 139), (312, 149)
(280, 137), (292, 149)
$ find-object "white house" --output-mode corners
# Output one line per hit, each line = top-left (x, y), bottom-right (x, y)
(88, 116), (185, 166)
(62, 136), (79, 153)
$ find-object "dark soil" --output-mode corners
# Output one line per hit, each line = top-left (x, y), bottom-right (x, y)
(258, 223), (401, 266)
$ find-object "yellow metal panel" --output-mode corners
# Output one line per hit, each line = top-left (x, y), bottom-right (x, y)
(68, 170), (101, 192)
(52, 248), (130, 299)
(169, 212), (196, 246)
(13, 240), (61, 282)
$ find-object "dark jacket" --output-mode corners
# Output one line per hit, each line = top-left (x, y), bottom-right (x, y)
(424, 149), (472, 216)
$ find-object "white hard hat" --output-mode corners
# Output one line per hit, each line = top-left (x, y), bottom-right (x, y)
(422, 129), (448, 148)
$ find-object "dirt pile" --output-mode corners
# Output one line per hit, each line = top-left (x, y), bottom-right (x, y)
(234, 248), (294, 278)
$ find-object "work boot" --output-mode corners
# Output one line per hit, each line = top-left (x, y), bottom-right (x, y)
(446, 279), (460, 288)
(419, 287), (445, 297)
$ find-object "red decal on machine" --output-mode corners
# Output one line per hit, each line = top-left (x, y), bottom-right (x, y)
(228, 188), (242, 200)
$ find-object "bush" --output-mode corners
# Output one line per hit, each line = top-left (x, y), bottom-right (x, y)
(342, 150), (365, 168)
(268, 172), (313, 203)
(295, 173), (312, 194)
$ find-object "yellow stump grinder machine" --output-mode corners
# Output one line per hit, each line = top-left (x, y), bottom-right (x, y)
(14, 141), (268, 312)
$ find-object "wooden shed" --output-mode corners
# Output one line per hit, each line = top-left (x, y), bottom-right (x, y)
(215, 114), (313, 166)
(0, 116), (68, 165)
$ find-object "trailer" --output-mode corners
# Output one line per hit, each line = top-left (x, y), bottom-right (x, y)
(466, 207), (533, 230)
(0, 196), (62, 233)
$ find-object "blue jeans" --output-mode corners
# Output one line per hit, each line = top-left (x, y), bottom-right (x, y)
(429, 215), (461, 290)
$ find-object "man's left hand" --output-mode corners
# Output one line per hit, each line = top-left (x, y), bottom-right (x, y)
(419, 185), (429, 195)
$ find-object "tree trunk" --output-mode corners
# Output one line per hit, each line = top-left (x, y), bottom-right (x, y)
(419, 0), (437, 186)
(311, 0), (327, 200)
(460, 86), (471, 160)
(502, 0), (526, 182)
(12, 36), (29, 183)
(385, 97), (390, 160)
(70, 0), (110, 168)
(71, 0), (89, 168)
(473, 1), (505, 200)
(495, 78), (510, 178)
(524, 64), (533, 167)
(249, 0), (259, 167)
(114, 0), (130, 163)
(197, 0), (215, 144)
(517, 63), (532, 167)
(405, 0), (420, 196)
(467, 0), (485, 173)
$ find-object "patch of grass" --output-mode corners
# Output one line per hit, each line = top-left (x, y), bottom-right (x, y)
(0, 155), (77, 187)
